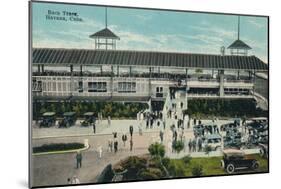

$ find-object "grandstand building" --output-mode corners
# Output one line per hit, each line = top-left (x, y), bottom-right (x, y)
(32, 15), (268, 111)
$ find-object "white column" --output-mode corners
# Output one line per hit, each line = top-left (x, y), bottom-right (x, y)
(219, 70), (224, 97)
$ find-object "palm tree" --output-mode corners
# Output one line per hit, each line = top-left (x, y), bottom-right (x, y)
(148, 143), (170, 178)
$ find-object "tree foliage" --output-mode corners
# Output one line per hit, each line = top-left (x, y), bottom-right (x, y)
(172, 140), (185, 154)
(148, 142), (165, 158)
(186, 99), (267, 118)
(181, 155), (192, 165)
(33, 101), (148, 119)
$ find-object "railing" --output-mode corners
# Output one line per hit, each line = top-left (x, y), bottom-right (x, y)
(32, 73), (253, 84)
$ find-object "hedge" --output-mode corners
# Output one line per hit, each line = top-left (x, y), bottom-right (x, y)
(33, 143), (85, 153)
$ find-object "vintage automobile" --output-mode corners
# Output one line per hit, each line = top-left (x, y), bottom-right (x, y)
(193, 124), (205, 136)
(221, 149), (259, 174)
(220, 123), (238, 132)
(246, 117), (268, 132)
(59, 112), (77, 128)
(203, 134), (222, 151)
(81, 112), (95, 127)
(39, 112), (56, 128)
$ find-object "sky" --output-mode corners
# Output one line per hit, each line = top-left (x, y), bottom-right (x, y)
(32, 1), (268, 62)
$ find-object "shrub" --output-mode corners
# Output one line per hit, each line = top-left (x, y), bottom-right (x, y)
(191, 164), (203, 176)
(162, 157), (171, 168)
(168, 161), (185, 177)
(138, 168), (163, 180)
(186, 99), (267, 118)
(33, 143), (84, 153)
(121, 156), (147, 180)
(181, 155), (192, 165)
(173, 140), (184, 153)
(148, 142), (165, 158)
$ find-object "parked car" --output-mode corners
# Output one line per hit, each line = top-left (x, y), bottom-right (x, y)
(59, 112), (77, 128)
(220, 123), (237, 132)
(193, 124), (204, 136)
(203, 134), (222, 151)
(81, 112), (95, 127)
(221, 149), (259, 174)
(39, 112), (56, 128)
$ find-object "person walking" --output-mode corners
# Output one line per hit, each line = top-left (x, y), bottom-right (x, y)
(188, 139), (192, 153)
(159, 130), (164, 143)
(76, 151), (82, 169)
(92, 122), (96, 134)
(174, 130), (178, 142)
(192, 139), (197, 152)
(129, 125), (134, 138)
(108, 139), (113, 152)
(113, 132), (117, 139)
(114, 140), (118, 153)
(122, 134), (127, 147)
(98, 145), (103, 158)
(198, 138), (202, 152)
(146, 117), (149, 129)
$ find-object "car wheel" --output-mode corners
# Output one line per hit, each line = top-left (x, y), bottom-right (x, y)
(220, 160), (225, 169)
(226, 163), (235, 174)
(252, 161), (259, 170)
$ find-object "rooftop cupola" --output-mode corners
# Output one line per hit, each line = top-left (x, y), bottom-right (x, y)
(89, 7), (120, 50)
(228, 16), (251, 56)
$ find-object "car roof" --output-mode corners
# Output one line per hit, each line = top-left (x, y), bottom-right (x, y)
(223, 149), (245, 156)
(206, 134), (221, 140)
(84, 112), (94, 116)
(63, 112), (76, 116)
(43, 112), (55, 116)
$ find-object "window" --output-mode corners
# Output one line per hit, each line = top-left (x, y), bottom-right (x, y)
(88, 82), (107, 92)
(32, 80), (42, 92)
(118, 82), (136, 93)
(52, 82), (56, 91)
(156, 87), (163, 97)
(57, 83), (61, 92)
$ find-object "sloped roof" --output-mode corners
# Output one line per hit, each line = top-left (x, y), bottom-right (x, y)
(228, 39), (252, 50)
(32, 48), (268, 71)
(89, 28), (120, 39)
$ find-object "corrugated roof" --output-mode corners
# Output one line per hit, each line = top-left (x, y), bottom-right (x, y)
(32, 48), (268, 71)
(228, 39), (252, 50)
(89, 28), (120, 39)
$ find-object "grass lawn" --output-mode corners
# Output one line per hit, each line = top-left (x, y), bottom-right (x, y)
(170, 154), (268, 177)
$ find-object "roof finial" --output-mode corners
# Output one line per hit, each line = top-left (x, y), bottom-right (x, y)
(238, 16), (240, 40)
(105, 7), (108, 28)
